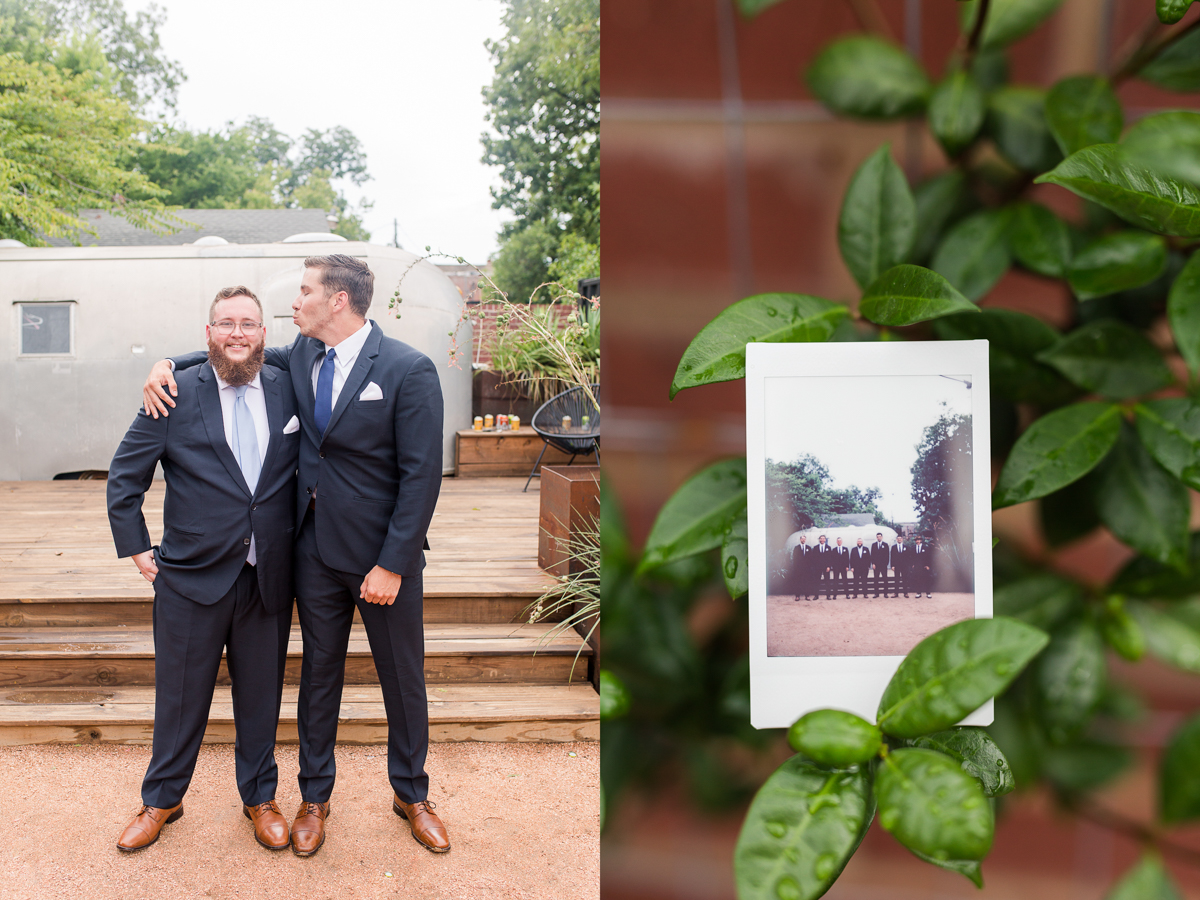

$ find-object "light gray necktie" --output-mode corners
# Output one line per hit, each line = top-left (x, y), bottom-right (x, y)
(233, 385), (260, 493)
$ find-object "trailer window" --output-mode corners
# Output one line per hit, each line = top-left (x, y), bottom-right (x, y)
(20, 303), (72, 355)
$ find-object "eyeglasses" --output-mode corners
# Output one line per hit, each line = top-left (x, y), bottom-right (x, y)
(211, 320), (264, 335)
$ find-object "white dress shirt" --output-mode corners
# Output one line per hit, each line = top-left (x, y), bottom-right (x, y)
(214, 370), (269, 564)
(311, 318), (372, 407)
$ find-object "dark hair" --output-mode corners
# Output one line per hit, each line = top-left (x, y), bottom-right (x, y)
(876, 532), (883, 537)
(209, 285), (261, 322)
(305, 253), (374, 316)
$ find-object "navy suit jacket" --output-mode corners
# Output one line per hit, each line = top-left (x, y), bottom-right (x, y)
(870, 541), (891, 569)
(173, 321), (443, 577)
(107, 363), (300, 613)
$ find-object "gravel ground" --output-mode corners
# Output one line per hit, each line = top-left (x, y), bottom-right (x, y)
(767, 592), (976, 656)
(0, 741), (598, 900)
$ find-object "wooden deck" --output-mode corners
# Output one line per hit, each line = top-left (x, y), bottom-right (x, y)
(0, 478), (597, 744)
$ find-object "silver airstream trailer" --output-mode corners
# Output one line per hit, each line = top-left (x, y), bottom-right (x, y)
(0, 235), (471, 479)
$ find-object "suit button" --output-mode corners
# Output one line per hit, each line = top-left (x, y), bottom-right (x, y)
(252, 505), (257, 511)
(306, 487), (312, 493)
(319, 451), (325, 459)
(243, 538), (250, 545)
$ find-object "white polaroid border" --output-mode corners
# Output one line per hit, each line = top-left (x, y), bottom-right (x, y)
(746, 339), (992, 730)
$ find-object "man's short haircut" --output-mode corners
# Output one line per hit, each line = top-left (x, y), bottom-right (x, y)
(877, 532), (883, 537)
(305, 253), (374, 317)
(819, 534), (826, 540)
(210, 286), (262, 323)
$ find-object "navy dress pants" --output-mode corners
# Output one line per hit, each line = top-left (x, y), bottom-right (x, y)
(294, 514), (429, 805)
(142, 563), (291, 808)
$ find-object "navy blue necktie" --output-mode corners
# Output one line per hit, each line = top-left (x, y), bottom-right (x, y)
(315, 347), (337, 434)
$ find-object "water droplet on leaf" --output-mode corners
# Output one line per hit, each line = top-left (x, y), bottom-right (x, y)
(775, 876), (801, 900)
(766, 820), (788, 839)
(814, 853), (838, 880)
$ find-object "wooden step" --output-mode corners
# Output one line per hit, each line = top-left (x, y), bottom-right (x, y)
(0, 623), (592, 688)
(0, 683), (600, 745)
(0, 594), (555, 628)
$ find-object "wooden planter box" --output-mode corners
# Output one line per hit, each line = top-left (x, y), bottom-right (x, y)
(538, 466), (600, 688)
(454, 427), (596, 478)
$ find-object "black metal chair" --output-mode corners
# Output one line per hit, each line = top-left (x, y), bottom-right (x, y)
(523, 384), (600, 491)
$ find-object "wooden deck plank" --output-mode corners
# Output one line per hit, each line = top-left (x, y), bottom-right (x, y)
(0, 478), (558, 606)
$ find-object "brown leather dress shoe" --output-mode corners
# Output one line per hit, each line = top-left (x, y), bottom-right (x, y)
(291, 801), (329, 857)
(393, 796), (450, 852)
(116, 803), (183, 852)
(244, 799), (290, 850)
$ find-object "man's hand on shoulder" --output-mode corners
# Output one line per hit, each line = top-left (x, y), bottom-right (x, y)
(132, 549), (158, 583)
(143, 360), (179, 419)
(360, 565), (403, 605)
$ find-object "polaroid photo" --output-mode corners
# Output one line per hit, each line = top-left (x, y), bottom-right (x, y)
(745, 340), (992, 730)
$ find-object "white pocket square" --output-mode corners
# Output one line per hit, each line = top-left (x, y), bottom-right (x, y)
(359, 382), (384, 402)
(282, 415), (300, 434)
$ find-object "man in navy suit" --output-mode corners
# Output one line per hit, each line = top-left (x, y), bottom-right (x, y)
(108, 287), (300, 852)
(891, 533), (910, 597)
(870, 533), (891, 598)
(849, 538), (871, 599)
(142, 256), (447, 855)
(791, 535), (811, 601)
(831, 537), (849, 598)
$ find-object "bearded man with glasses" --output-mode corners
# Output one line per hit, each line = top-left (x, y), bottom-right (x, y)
(107, 286), (302, 853)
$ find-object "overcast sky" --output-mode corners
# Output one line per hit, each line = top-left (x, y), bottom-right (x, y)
(763, 374), (974, 521)
(131, 0), (509, 263)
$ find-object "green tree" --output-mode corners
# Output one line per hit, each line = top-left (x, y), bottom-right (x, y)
(0, 0), (185, 111)
(615, 1), (1200, 897)
(0, 54), (168, 244)
(910, 410), (974, 586)
(482, 0), (599, 297)
(133, 118), (374, 239)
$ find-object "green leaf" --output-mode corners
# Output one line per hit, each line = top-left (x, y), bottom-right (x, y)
(931, 208), (1013, 301)
(787, 709), (883, 768)
(1095, 423), (1190, 571)
(1035, 144), (1200, 238)
(1111, 534), (1200, 597)
(1128, 601), (1200, 673)
(1134, 399), (1200, 491)
(1123, 110), (1200, 184)
(806, 35), (931, 120)
(910, 170), (976, 264)
(670, 294), (847, 398)
(734, 756), (874, 900)
(637, 458), (747, 574)
(599, 669), (632, 720)
(1035, 620), (1106, 744)
(929, 71), (986, 157)
(838, 145), (917, 289)
(1099, 598), (1146, 662)
(992, 402), (1121, 508)
(994, 574), (1082, 631)
(986, 87), (1062, 173)
(1036, 320), (1174, 399)
(859, 264), (978, 326)
(736, 0), (788, 16)
(1157, 0), (1194, 23)
(1168, 250), (1200, 376)
(1042, 740), (1132, 793)
(906, 849), (984, 888)
(1040, 473), (1101, 547)
(1160, 714), (1200, 822)
(1008, 202), (1073, 278)
(1105, 855), (1183, 900)
(722, 509), (749, 600)
(877, 617), (1050, 739)
(876, 748), (993, 860)
(961, 0), (1066, 49)
(1067, 230), (1168, 300)
(909, 727), (1015, 797)
(1141, 27), (1200, 92)
(932, 308), (1064, 403)
(1044, 75), (1123, 157)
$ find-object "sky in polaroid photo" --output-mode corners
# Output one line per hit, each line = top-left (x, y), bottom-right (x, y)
(764, 374), (973, 522)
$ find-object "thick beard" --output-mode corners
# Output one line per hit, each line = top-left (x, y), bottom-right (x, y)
(208, 334), (265, 386)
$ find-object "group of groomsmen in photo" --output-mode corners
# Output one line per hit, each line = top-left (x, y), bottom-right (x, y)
(788, 532), (933, 600)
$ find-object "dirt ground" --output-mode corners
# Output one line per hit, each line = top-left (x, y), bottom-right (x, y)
(0, 741), (598, 900)
(767, 592), (976, 657)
